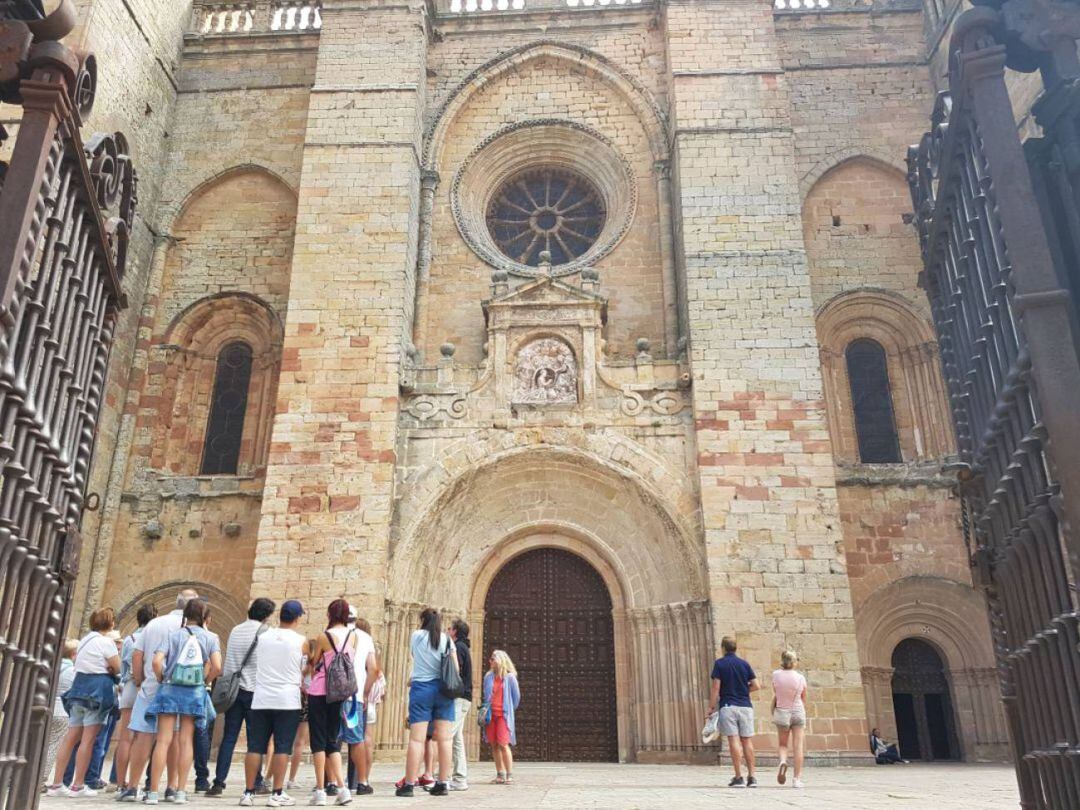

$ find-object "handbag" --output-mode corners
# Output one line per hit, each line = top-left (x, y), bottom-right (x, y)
(476, 701), (491, 730)
(339, 695), (364, 744)
(701, 710), (720, 744)
(211, 624), (266, 713)
(439, 637), (462, 699)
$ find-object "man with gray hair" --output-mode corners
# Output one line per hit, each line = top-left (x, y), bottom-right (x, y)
(117, 588), (199, 803)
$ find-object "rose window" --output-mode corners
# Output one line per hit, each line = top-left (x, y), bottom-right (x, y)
(486, 168), (607, 267)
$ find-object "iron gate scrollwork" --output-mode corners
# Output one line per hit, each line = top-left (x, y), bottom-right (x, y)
(0, 1), (134, 807)
(908, 3), (1080, 807)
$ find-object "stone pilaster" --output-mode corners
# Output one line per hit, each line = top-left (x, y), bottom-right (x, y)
(665, 0), (866, 755)
(253, 0), (430, 627)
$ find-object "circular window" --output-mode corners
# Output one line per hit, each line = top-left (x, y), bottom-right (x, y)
(451, 121), (637, 278)
(486, 168), (607, 267)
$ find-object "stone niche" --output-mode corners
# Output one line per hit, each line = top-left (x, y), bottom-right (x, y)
(484, 270), (605, 411)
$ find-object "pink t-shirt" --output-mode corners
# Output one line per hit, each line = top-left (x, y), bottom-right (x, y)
(772, 669), (807, 711)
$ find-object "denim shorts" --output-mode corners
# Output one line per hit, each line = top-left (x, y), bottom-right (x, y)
(146, 684), (206, 725)
(407, 680), (455, 726)
(67, 702), (110, 727)
(718, 705), (755, 738)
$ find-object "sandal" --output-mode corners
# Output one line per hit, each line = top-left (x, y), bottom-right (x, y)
(491, 773), (506, 785)
(777, 762), (788, 785)
(505, 774), (514, 785)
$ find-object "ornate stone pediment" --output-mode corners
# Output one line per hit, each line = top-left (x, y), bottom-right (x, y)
(482, 273), (607, 330)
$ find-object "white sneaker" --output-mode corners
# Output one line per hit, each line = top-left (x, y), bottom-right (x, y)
(334, 787), (352, 805)
(268, 794), (297, 807)
(285, 781), (301, 792)
(67, 785), (98, 797)
(238, 793), (254, 807)
(172, 791), (188, 804)
(309, 790), (326, 806)
(449, 779), (468, 791)
(793, 778), (805, 789)
(45, 785), (70, 798)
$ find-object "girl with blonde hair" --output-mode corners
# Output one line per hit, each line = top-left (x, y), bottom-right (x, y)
(771, 649), (808, 789)
(481, 650), (521, 785)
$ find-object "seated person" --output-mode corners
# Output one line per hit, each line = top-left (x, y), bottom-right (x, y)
(870, 728), (908, 764)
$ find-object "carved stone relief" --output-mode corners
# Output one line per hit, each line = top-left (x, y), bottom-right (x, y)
(513, 338), (578, 404)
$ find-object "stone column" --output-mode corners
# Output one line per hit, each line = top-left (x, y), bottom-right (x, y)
(253, 0), (429, 626)
(665, 0), (867, 759)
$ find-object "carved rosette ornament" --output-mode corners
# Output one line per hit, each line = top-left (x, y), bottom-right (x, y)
(513, 337), (578, 404)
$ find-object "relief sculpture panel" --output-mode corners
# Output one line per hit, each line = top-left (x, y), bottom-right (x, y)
(513, 337), (578, 404)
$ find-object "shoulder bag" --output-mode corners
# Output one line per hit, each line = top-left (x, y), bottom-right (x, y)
(211, 624), (266, 713)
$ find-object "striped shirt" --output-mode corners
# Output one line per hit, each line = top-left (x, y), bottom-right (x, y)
(222, 619), (265, 692)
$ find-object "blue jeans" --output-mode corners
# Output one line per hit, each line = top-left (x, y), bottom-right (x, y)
(64, 710), (116, 786)
(213, 689), (263, 788)
(194, 715), (213, 787)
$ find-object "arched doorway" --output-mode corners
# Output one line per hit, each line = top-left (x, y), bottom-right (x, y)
(482, 547), (618, 761)
(891, 638), (959, 760)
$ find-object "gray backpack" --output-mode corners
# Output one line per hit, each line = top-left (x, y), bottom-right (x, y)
(324, 629), (357, 703)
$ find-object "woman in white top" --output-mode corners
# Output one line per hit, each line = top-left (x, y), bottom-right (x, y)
(771, 650), (809, 789)
(46, 609), (121, 798)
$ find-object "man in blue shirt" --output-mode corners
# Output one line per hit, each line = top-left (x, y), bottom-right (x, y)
(708, 636), (760, 787)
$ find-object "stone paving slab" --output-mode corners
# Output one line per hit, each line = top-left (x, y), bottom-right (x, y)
(39, 762), (1020, 809)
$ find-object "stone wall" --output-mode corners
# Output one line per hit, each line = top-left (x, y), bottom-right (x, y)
(50, 0), (1017, 765)
(83, 24), (314, 626)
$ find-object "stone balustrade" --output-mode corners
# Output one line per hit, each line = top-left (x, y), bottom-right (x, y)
(190, 0), (322, 35)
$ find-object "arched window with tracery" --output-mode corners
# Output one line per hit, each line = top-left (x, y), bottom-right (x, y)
(846, 338), (901, 463)
(201, 341), (254, 474)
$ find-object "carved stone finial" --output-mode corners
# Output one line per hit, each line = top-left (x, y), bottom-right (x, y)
(581, 266), (600, 293)
(440, 342), (456, 359)
(538, 251), (553, 276)
(490, 269), (509, 296)
(636, 337), (651, 355)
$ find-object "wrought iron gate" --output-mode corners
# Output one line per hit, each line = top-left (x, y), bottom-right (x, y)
(0, 1), (134, 807)
(908, 3), (1080, 807)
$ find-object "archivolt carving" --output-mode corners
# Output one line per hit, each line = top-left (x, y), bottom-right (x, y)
(423, 40), (669, 169)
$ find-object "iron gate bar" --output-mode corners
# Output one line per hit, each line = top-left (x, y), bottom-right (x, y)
(0, 3), (133, 808)
(908, 2), (1080, 806)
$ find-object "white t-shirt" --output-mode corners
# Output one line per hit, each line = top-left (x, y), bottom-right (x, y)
(252, 627), (307, 711)
(74, 632), (119, 674)
(351, 630), (376, 700)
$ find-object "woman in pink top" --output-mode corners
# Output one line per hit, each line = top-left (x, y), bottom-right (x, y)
(306, 599), (358, 806)
(771, 650), (808, 789)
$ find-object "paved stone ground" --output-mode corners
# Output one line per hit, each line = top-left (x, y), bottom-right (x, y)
(40, 761), (1019, 808)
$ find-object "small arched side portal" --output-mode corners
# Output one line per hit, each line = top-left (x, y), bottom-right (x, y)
(890, 638), (960, 761)
(481, 546), (618, 762)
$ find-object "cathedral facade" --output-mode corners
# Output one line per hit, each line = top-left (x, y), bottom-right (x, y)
(41, 0), (1014, 764)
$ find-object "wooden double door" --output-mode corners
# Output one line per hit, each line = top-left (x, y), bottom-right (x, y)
(482, 547), (618, 762)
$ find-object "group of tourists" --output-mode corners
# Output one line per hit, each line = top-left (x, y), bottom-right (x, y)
(47, 589), (919, 803)
(43, 591), (521, 806)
